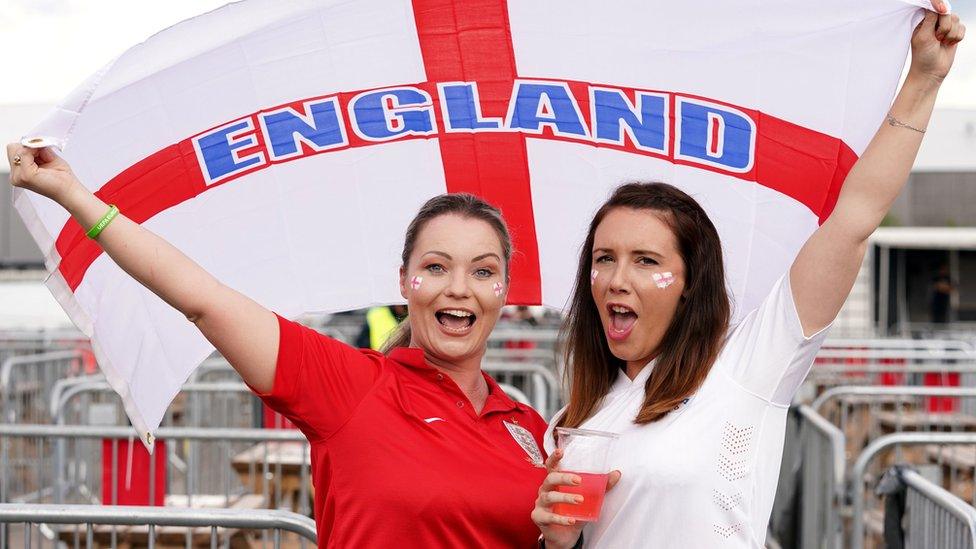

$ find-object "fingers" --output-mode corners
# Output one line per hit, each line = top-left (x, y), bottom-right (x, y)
(531, 507), (577, 527)
(544, 448), (563, 472)
(932, 0), (949, 14)
(541, 489), (584, 507)
(936, 13), (954, 40)
(918, 10), (938, 36)
(33, 146), (70, 171)
(540, 471), (581, 493)
(606, 470), (622, 491)
(6, 143), (37, 185)
(942, 16), (965, 45)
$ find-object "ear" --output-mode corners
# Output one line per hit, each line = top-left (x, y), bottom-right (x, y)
(399, 266), (408, 299)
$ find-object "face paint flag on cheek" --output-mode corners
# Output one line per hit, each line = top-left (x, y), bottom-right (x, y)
(16, 0), (925, 447)
(652, 272), (675, 289)
(591, 269), (599, 284)
(493, 282), (504, 297)
(410, 276), (423, 291)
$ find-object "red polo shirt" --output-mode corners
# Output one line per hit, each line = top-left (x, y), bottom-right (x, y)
(255, 315), (549, 548)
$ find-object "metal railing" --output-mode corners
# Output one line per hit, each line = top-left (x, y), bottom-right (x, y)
(483, 361), (560, 419)
(1, 351), (87, 424)
(902, 469), (976, 549)
(812, 386), (976, 416)
(796, 405), (845, 549)
(0, 424), (311, 518)
(851, 432), (976, 549)
(0, 503), (316, 549)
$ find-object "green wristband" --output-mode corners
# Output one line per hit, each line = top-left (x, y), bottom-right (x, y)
(86, 205), (120, 239)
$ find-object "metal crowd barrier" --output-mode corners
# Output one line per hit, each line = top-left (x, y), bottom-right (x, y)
(1, 351), (87, 424)
(796, 405), (845, 549)
(0, 424), (311, 519)
(483, 361), (560, 419)
(0, 503), (316, 549)
(851, 432), (976, 549)
(51, 380), (256, 428)
(901, 469), (976, 549)
(0, 333), (88, 372)
(822, 338), (974, 352)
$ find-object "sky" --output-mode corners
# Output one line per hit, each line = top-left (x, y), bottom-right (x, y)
(0, 0), (973, 108)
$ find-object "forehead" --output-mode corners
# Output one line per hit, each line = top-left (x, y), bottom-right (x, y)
(593, 207), (678, 254)
(412, 214), (504, 259)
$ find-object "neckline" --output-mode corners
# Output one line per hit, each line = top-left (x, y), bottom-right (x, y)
(612, 358), (656, 392)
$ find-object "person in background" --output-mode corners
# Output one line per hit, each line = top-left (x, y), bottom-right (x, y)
(930, 263), (954, 323)
(356, 305), (408, 350)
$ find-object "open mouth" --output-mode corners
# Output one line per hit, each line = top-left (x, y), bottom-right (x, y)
(435, 308), (477, 333)
(606, 303), (638, 341)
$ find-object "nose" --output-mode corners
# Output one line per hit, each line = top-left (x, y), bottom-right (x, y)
(444, 270), (472, 299)
(608, 264), (631, 295)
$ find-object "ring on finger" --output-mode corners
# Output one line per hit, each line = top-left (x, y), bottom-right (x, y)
(12, 155), (21, 166)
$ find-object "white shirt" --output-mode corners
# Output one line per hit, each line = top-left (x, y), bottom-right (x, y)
(544, 274), (829, 548)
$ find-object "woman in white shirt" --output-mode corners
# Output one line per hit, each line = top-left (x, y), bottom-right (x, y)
(532, 6), (964, 548)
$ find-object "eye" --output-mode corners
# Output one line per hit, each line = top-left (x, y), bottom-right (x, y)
(425, 263), (445, 274)
(637, 256), (659, 266)
(474, 267), (494, 279)
(594, 255), (614, 264)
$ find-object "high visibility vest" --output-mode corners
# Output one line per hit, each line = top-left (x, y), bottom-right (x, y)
(366, 307), (400, 350)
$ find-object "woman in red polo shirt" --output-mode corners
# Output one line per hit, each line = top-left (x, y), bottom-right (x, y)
(4, 150), (549, 547)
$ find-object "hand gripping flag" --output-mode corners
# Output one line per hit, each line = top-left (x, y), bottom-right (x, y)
(16, 0), (939, 445)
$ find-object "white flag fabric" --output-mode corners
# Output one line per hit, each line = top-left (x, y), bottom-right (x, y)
(16, 0), (936, 444)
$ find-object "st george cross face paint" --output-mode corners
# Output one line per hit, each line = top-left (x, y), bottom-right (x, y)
(493, 282), (504, 297)
(652, 271), (675, 289)
(591, 269), (599, 284)
(410, 275), (423, 290)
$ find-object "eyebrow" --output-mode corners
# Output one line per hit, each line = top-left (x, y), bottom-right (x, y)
(472, 253), (502, 262)
(422, 251), (452, 260)
(421, 251), (502, 262)
(592, 247), (665, 258)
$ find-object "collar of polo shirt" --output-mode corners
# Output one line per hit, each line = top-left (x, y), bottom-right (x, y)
(388, 347), (522, 415)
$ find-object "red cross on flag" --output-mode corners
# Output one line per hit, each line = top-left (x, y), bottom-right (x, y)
(15, 0), (936, 442)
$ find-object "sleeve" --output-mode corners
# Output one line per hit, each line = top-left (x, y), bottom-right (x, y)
(718, 272), (830, 406)
(251, 314), (383, 441)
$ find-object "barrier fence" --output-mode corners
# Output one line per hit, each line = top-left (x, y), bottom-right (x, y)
(796, 405), (845, 549)
(850, 432), (976, 549)
(0, 424), (311, 520)
(902, 468), (976, 549)
(1, 352), (88, 424)
(787, 387), (976, 549)
(0, 503), (316, 549)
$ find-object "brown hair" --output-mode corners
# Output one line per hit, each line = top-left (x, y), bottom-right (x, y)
(381, 193), (512, 352)
(557, 182), (730, 427)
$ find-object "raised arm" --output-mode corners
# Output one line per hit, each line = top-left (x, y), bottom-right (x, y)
(6, 145), (279, 393)
(791, 5), (965, 336)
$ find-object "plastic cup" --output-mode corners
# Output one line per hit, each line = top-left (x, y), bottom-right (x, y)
(551, 427), (619, 521)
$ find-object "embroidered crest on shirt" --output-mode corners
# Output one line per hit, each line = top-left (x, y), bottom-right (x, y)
(504, 421), (544, 466)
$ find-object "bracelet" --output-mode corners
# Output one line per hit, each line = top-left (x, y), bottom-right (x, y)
(886, 113), (925, 134)
(86, 205), (120, 239)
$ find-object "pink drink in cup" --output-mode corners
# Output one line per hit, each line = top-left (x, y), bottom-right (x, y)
(551, 427), (619, 521)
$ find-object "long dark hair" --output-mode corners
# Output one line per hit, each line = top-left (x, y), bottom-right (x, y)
(557, 182), (730, 426)
(381, 194), (512, 352)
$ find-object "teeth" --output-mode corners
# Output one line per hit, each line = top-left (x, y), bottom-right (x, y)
(441, 309), (472, 317)
(611, 306), (632, 314)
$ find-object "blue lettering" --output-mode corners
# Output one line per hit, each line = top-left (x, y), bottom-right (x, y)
(351, 88), (434, 141)
(194, 119), (264, 184)
(677, 100), (754, 172)
(507, 82), (588, 137)
(439, 83), (501, 131)
(592, 89), (666, 152)
(260, 99), (346, 159)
